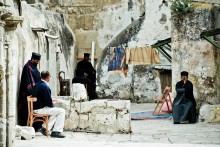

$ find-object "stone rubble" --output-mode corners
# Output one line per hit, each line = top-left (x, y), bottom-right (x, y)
(15, 125), (35, 140)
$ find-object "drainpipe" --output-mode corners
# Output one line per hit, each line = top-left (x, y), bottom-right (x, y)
(5, 39), (13, 147)
(0, 20), (6, 147)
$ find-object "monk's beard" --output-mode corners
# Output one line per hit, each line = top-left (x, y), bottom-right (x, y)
(32, 62), (38, 67)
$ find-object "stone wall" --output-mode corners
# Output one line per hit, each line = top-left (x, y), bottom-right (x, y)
(214, 6), (220, 103)
(0, 1), (75, 146)
(199, 104), (220, 123)
(96, 0), (171, 102)
(55, 97), (131, 134)
(18, 2), (75, 96)
(97, 62), (163, 103)
(27, 0), (144, 61)
(171, 3), (220, 109)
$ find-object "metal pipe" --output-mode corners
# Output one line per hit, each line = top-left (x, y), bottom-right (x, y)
(0, 20), (6, 147)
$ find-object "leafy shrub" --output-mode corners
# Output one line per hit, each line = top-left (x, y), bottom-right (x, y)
(171, 0), (194, 14)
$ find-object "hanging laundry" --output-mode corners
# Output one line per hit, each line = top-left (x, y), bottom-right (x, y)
(108, 47), (128, 76)
(126, 46), (160, 65)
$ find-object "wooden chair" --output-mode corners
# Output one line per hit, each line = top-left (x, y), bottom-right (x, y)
(153, 86), (172, 115)
(27, 96), (49, 136)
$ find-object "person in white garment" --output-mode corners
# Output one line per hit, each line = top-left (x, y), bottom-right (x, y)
(32, 71), (65, 138)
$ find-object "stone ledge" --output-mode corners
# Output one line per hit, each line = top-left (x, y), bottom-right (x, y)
(55, 98), (131, 134)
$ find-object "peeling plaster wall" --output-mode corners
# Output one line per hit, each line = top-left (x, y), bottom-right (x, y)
(96, 0), (171, 102)
(171, 5), (220, 109)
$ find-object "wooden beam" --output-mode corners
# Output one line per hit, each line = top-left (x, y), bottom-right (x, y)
(156, 47), (171, 63)
(200, 28), (220, 37)
(151, 38), (171, 48)
(200, 28), (220, 49)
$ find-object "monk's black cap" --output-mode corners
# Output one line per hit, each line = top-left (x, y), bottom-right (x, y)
(181, 71), (189, 77)
(31, 52), (41, 60)
(84, 53), (90, 57)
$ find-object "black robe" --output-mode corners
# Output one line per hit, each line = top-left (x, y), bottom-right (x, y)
(74, 60), (97, 100)
(172, 80), (196, 123)
(17, 60), (41, 126)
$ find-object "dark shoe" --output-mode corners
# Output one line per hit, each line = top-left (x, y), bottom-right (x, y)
(40, 127), (47, 136)
(51, 131), (65, 138)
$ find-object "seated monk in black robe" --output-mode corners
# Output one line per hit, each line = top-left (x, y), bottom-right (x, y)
(73, 53), (98, 101)
(172, 71), (197, 124)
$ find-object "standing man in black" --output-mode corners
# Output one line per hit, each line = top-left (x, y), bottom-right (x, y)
(74, 53), (98, 100)
(172, 71), (197, 124)
(17, 52), (41, 126)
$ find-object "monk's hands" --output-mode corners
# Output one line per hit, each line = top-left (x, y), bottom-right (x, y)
(183, 78), (187, 84)
(84, 72), (88, 77)
(52, 98), (57, 104)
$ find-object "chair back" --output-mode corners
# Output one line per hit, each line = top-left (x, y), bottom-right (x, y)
(161, 86), (171, 100)
(27, 96), (37, 117)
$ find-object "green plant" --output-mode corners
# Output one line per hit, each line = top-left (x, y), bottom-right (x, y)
(171, 0), (194, 14)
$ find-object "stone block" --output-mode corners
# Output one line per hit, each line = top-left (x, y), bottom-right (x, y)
(65, 14), (78, 30)
(94, 114), (116, 125)
(20, 126), (35, 139)
(78, 114), (89, 129)
(64, 110), (79, 130)
(107, 100), (130, 110)
(199, 104), (220, 123)
(67, 7), (79, 15)
(56, 97), (131, 134)
(59, 0), (73, 6)
(56, 7), (66, 14)
(84, 15), (94, 30)
(15, 126), (35, 140)
(74, 100), (107, 113)
(117, 113), (131, 133)
(89, 113), (116, 133)
(15, 125), (22, 139)
(91, 106), (115, 114)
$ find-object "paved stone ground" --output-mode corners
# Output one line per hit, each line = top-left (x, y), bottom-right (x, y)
(15, 103), (220, 147)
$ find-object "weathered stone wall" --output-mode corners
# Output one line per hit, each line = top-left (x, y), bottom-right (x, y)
(15, 2), (75, 96)
(0, 1), (75, 146)
(55, 97), (131, 134)
(171, 3), (220, 110)
(96, 0), (171, 102)
(27, 0), (144, 60)
(214, 6), (220, 103)
(199, 104), (220, 123)
(97, 62), (162, 103)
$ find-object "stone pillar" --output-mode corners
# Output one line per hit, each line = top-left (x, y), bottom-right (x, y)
(5, 38), (14, 147)
(0, 20), (6, 147)
(171, 6), (219, 108)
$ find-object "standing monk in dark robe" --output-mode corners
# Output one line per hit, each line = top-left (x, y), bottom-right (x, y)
(73, 53), (98, 101)
(17, 52), (41, 126)
(172, 71), (197, 124)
